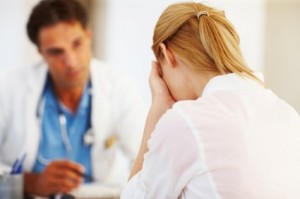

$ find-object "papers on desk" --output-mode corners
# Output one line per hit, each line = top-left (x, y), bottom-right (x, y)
(0, 164), (11, 176)
(70, 183), (122, 199)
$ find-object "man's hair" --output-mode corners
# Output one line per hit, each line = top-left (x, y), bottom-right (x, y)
(26, 0), (88, 46)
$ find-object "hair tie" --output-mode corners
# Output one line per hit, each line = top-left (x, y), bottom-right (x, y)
(197, 11), (209, 20)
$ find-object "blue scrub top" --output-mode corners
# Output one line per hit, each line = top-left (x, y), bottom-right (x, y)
(32, 76), (93, 182)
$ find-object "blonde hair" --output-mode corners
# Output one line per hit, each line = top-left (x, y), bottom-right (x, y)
(152, 2), (263, 85)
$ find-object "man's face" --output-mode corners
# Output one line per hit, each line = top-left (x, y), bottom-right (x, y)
(38, 21), (92, 90)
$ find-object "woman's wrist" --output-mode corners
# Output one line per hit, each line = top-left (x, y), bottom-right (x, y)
(151, 97), (174, 112)
(129, 98), (173, 180)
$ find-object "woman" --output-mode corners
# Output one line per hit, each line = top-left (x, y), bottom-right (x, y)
(122, 2), (300, 199)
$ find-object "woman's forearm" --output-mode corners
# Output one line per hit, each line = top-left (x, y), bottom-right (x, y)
(128, 61), (175, 180)
(128, 101), (171, 180)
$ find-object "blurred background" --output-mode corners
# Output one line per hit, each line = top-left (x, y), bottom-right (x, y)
(0, 0), (299, 113)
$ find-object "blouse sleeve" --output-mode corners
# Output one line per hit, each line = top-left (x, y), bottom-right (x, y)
(121, 108), (200, 199)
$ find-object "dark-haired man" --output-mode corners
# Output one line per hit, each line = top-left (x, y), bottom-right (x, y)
(0, 0), (146, 197)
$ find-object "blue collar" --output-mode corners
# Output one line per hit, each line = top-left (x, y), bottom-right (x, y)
(40, 74), (92, 117)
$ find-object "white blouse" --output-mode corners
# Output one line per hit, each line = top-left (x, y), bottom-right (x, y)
(121, 74), (300, 199)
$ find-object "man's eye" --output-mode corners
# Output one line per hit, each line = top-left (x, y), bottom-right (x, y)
(74, 40), (82, 48)
(47, 49), (63, 56)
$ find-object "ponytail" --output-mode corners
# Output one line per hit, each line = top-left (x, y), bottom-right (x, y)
(152, 2), (264, 86)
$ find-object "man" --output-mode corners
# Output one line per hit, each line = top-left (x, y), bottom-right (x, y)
(0, 0), (146, 197)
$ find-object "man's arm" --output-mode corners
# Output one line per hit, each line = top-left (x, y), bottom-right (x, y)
(0, 78), (9, 172)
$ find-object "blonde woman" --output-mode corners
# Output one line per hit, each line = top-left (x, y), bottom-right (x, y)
(121, 2), (300, 199)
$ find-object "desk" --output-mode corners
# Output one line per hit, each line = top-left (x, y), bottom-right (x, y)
(70, 183), (121, 199)
(33, 184), (121, 199)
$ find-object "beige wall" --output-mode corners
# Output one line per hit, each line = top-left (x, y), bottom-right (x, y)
(0, 0), (40, 70)
(1, 0), (299, 114)
(91, 0), (267, 106)
(264, 0), (300, 113)
(89, 0), (107, 60)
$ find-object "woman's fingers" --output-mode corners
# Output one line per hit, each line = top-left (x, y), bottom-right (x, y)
(151, 61), (161, 77)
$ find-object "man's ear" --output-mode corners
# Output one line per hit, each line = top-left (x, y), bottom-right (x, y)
(38, 47), (42, 55)
(85, 28), (92, 38)
(159, 43), (177, 68)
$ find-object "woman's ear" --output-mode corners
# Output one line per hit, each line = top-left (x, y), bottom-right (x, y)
(159, 43), (177, 68)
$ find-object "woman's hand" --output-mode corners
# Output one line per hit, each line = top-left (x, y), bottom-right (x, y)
(149, 61), (176, 109)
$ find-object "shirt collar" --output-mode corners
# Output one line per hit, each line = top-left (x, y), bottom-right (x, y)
(77, 81), (92, 111)
(201, 73), (264, 97)
(43, 74), (92, 115)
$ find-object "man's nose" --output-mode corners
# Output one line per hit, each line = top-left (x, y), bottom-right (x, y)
(63, 51), (78, 69)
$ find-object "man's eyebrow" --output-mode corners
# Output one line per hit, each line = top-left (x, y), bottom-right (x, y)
(73, 35), (84, 42)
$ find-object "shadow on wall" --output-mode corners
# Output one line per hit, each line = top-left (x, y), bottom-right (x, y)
(264, 0), (300, 114)
(78, 0), (107, 58)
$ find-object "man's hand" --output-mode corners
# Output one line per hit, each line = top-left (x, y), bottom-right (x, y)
(24, 160), (84, 197)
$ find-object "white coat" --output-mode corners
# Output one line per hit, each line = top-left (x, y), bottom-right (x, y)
(0, 58), (146, 185)
(122, 73), (300, 199)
